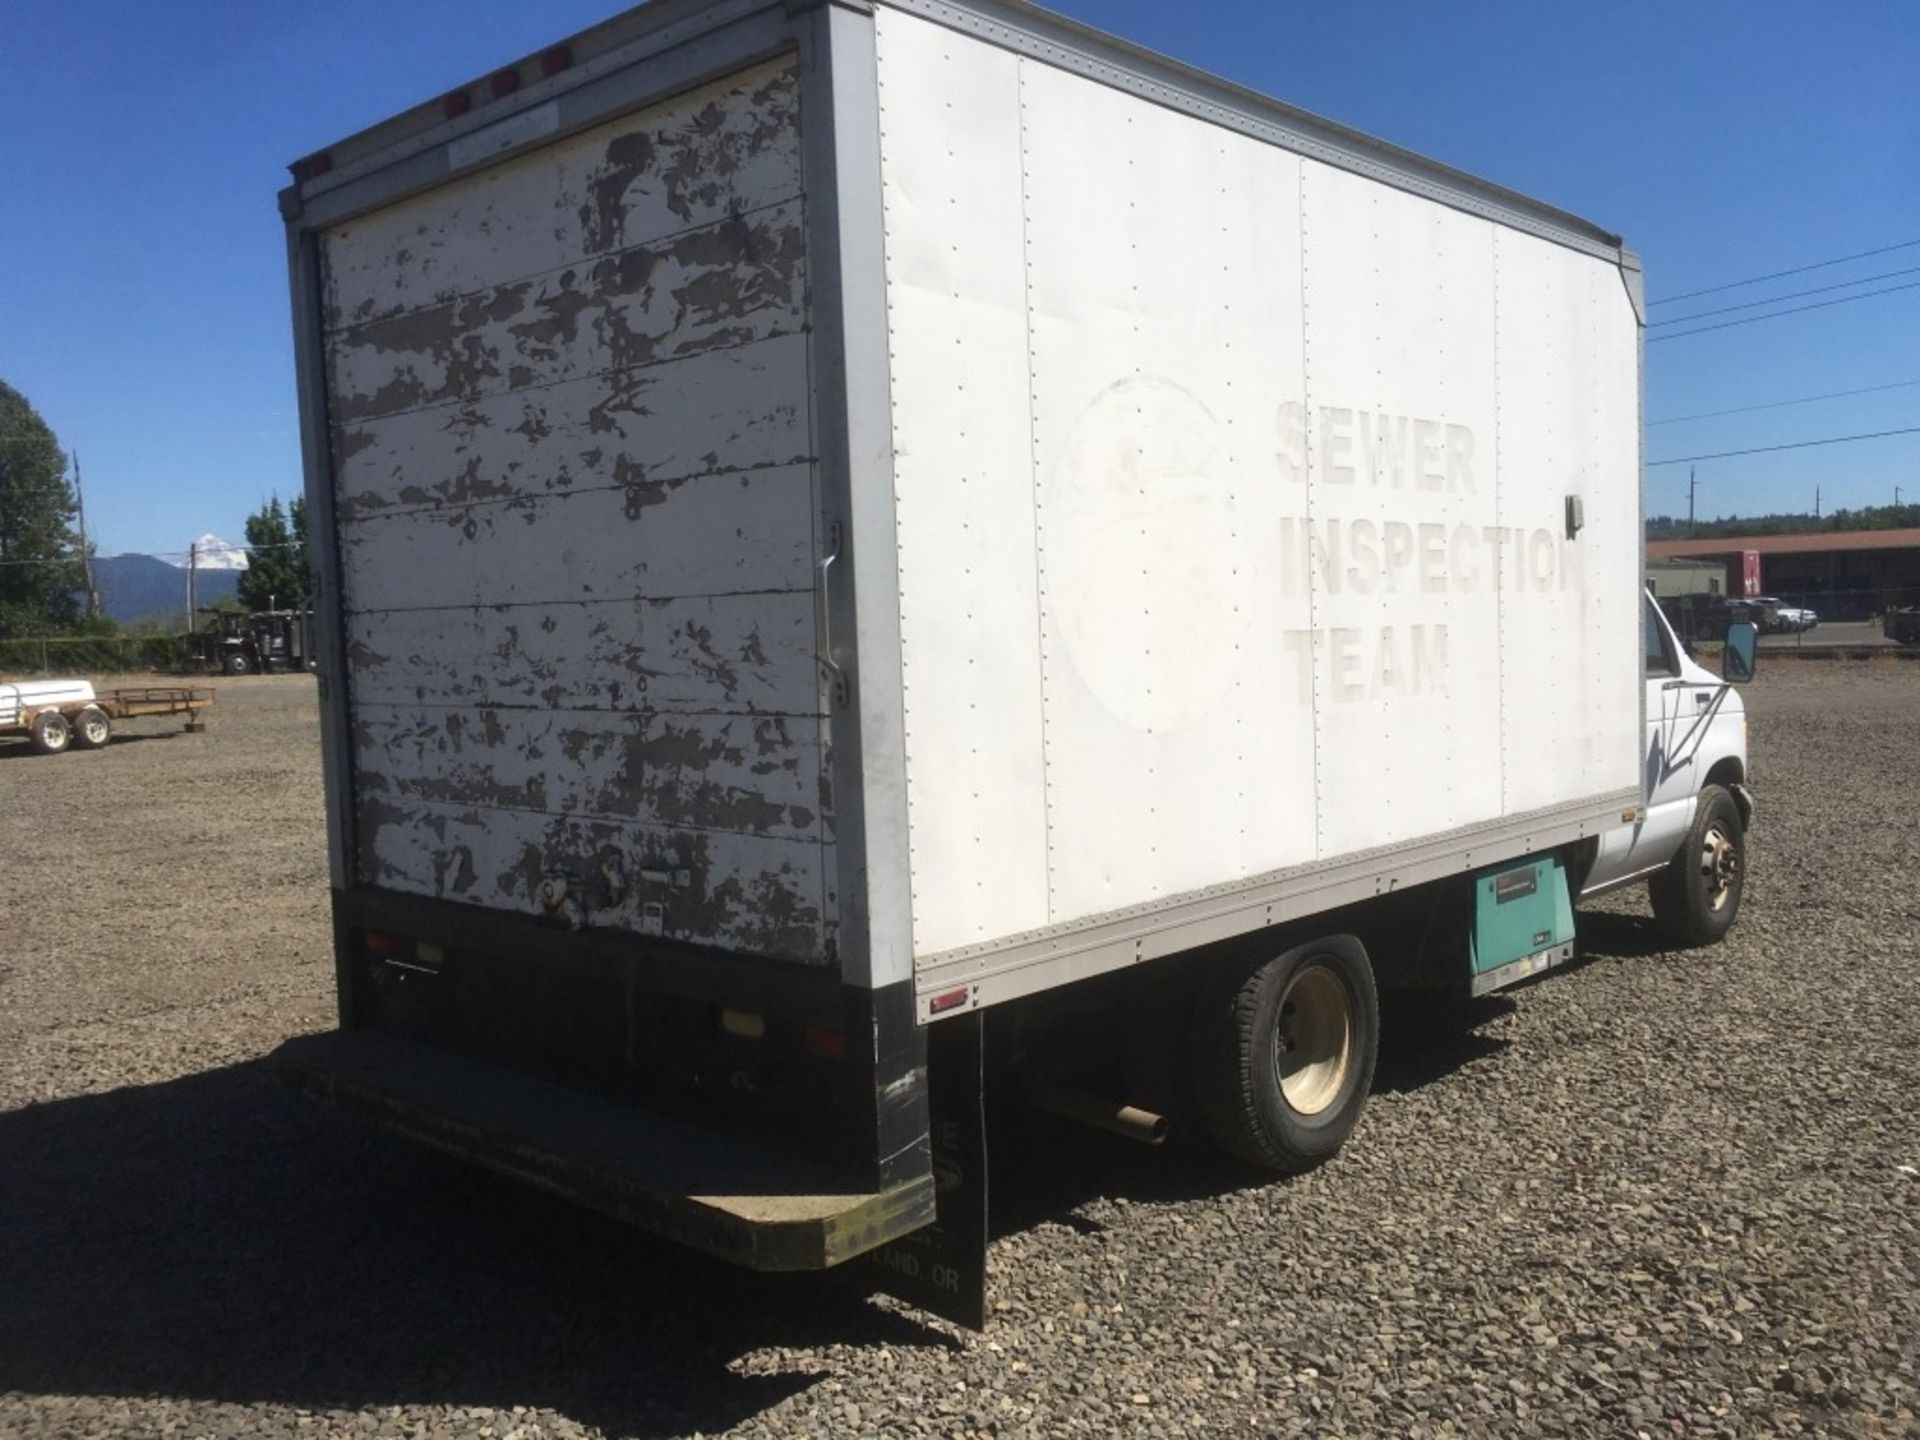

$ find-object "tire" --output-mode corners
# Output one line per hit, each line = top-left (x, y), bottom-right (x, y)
(71, 705), (112, 749)
(223, 651), (252, 676)
(1649, 783), (1745, 946)
(1190, 935), (1379, 1173)
(29, 711), (72, 756)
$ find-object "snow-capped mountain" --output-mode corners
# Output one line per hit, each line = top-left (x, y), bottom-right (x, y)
(180, 532), (250, 570)
(93, 554), (240, 624)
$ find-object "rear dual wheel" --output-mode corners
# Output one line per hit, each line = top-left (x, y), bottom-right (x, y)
(1191, 936), (1379, 1172)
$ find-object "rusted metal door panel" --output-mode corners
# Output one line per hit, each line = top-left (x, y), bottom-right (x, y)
(324, 198), (806, 425)
(353, 797), (828, 963)
(345, 594), (819, 716)
(321, 61), (803, 329)
(330, 333), (811, 522)
(352, 706), (825, 845)
(321, 55), (830, 964)
(338, 466), (815, 614)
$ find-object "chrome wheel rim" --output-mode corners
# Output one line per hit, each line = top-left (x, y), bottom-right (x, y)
(1274, 964), (1353, 1116)
(1702, 823), (1740, 913)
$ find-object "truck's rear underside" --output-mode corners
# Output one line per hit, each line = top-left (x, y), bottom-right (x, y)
(278, 20), (951, 1309)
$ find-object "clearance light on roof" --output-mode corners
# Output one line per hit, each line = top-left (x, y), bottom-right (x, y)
(443, 90), (473, 120)
(290, 151), (333, 183)
(540, 46), (573, 77)
(489, 67), (521, 99)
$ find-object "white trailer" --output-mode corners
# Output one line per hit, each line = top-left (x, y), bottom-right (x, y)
(0, 680), (213, 753)
(274, 0), (1752, 1327)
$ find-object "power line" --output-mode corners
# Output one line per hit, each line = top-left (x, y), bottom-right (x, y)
(1649, 377), (1920, 427)
(1650, 263), (1920, 327)
(1647, 277), (1920, 342)
(1650, 237), (1920, 306)
(0, 541), (304, 569)
(1647, 425), (1920, 467)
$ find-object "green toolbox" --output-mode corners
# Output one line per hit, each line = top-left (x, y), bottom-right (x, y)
(1469, 855), (1576, 996)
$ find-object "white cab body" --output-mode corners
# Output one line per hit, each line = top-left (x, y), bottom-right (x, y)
(1582, 596), (1750, 895)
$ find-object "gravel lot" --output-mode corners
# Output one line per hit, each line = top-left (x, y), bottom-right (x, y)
(2, 664), (1916, 1438)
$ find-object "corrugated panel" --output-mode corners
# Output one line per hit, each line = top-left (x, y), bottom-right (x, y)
(323, 55), (832, 964)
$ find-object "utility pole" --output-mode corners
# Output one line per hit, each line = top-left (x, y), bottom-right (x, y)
(1687, 467), (1697, 538)
(72, 451), (101, 620)
(187, 539), (198, 634)
(1815, 485), (1822, 521)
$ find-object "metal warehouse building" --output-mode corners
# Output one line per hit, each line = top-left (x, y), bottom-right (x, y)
(1647, 528), (1920, 620)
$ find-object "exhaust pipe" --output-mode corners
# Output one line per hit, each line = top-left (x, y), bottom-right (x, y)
(1029, 1085), (1169, 1146)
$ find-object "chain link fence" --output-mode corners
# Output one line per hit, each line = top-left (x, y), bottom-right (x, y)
(0, 634), (196, 677)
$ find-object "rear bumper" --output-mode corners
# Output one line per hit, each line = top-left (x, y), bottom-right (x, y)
(272, 1028), (935, 1272)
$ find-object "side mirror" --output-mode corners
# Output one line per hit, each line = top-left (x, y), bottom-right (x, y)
(1723, 621), (1758, 683)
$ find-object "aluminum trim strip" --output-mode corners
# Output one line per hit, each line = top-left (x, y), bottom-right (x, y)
(915, 787), (1641, 1015)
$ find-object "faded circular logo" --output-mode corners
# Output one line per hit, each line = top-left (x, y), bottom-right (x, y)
(1045, 375), (1249, 734)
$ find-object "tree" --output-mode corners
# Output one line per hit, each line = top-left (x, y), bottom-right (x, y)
(0, 380), (83, 635)
(290, 492), (310, 598)
(237, 495), (308, 611)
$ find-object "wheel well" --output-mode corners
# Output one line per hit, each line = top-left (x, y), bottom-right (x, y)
(1704, 757), (1750, 826)
(1705, 757), (1745, 789)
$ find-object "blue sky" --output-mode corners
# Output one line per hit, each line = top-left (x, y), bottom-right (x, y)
(2, 1), (1916, 558)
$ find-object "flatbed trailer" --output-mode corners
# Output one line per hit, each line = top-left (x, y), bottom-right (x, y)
(0, 680), (213, 755)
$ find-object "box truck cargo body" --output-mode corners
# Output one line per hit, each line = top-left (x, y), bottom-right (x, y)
(276, 0), (1717, 1327)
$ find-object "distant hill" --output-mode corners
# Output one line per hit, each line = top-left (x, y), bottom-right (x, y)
(93, 553), (240, 627)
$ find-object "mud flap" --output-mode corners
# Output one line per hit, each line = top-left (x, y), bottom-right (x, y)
(845, 1009), (987, 1329)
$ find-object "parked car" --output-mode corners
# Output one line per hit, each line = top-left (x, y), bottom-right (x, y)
(1751, 596), (1817, 633)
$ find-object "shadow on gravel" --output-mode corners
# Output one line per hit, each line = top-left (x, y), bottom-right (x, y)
(1573, 910), (1675, 960)
(0, 1061), (948, 1438)
(1372, 993), (1517, 1095)
(982, 991), (1520, 1239)
(0, 731), (192, 762)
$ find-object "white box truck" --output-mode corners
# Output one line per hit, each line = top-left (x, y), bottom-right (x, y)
(274, 0), (1756, 1327)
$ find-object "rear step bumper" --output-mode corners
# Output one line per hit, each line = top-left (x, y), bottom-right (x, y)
(271, 1029), (935, 1272)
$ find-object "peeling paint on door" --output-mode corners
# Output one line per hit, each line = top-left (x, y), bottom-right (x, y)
(321, 55), (832, 964)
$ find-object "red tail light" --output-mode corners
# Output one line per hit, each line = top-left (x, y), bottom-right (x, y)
(801, 1026), (846, 1060)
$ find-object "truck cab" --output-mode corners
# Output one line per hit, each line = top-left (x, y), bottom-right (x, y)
(1579, 592), (1755, 941)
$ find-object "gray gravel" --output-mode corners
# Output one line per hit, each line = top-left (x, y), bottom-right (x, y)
(2, 663), (1916, 1438)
